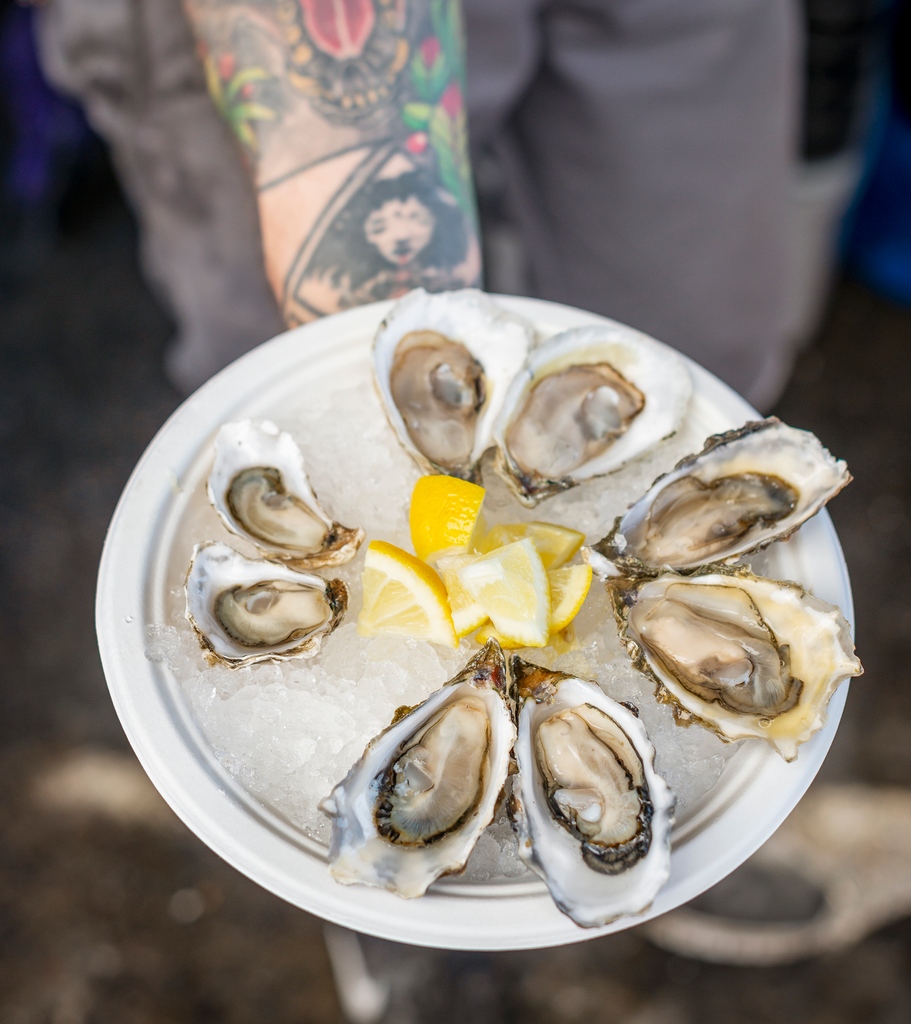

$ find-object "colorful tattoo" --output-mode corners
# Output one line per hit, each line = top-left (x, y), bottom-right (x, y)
(401, 0), (474, 224)
(278, 0), (409, 117)
(185, 0), (480, 323)
(201, 48), (276, 155)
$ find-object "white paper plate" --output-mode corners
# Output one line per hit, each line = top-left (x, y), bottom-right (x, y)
(96, 296), (855, 950)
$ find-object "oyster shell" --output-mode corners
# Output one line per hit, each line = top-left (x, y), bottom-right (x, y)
(509, 657), (675, 927)
(185, 542), (347, 667)
(494, 325), (692, 505)
(320, 640), (516, 898)
(373, 288), (535, 481)
(593, 418), (851, 575)
(609, 570), (862, 760)
(208, 420), (363, 569)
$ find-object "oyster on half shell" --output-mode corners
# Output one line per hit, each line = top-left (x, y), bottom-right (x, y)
(494, 325), (691, 505)
(185, 542), (348, 667)
(320, 640), (516, 899)
(509, 657), (675, 928)
(373, 289), (535, 481)
(593, 419), (851, 575)
(609, 570), (862, 760)
(208, 420), (364, 570)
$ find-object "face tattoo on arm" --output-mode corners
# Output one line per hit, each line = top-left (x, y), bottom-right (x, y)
(183, 0), (482, 324)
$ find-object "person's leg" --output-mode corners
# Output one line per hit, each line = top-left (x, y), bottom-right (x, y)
(36, 0), (284, 394)
(488, 0), (800, 410)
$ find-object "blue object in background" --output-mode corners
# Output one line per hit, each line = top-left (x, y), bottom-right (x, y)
(0, 2), (89, 208)
(844, 1), (911, 305)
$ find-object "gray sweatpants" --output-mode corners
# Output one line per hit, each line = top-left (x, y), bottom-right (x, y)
(38, 0), (799, 407)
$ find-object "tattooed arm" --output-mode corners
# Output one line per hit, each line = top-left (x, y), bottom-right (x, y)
(183, 0), (481, 324)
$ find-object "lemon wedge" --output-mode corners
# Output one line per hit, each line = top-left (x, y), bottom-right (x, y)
(357, 540), (457, 647)
(456, 538), (551, 648)
(409, 475), (486, 563)
(479, 521), (584, 570)
(435, 552), (489, 638)
(474, 565), (591, 648)
(475, 623), (527, 650)
(548, 564), (593, 633)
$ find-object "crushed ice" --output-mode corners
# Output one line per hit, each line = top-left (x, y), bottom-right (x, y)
(147, 368), (743, 880)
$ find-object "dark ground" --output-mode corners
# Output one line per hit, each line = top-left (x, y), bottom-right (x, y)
(2, 156), (911, 1024)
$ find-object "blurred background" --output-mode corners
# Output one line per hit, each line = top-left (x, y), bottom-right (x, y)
(2, 0), (911, 1020)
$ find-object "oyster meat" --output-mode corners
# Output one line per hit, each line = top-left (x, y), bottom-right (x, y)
(373, 288), (535, 480)
(610, 570), (862, 760)
(509, 657), (675, 927)
(494, 325), (691, 505)
(185, 542), (347, 667)
(320, 640), (516, 898)
(208, 420), (364, 569)
(594, 418), (851, 574)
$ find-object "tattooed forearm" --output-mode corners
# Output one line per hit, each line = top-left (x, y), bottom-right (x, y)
(183, 0), (481, 324)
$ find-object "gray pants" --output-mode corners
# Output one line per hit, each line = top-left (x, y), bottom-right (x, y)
(38, 0), (799, 407)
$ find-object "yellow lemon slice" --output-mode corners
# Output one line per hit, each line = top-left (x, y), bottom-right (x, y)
(357, 540), (457, 648)
(409, 475), (486, 564)
(479, 521), (585, 569)
(435, 552), (489, 638)
(548, 564), (593, 633)
(475, 623), (527, 650)
(456, 538), (551, 648)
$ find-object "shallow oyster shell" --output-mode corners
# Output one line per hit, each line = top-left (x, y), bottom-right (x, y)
(208, 420), (363, 570)
(593, 418), (851, 575)
(493, 325), (692, 505)
(509, 657), (675, 928)
(185, 542), (348, 667)
(320, 640), (516, 898)
(609, 569), (863, 760)
(372, 288), (536, 481)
